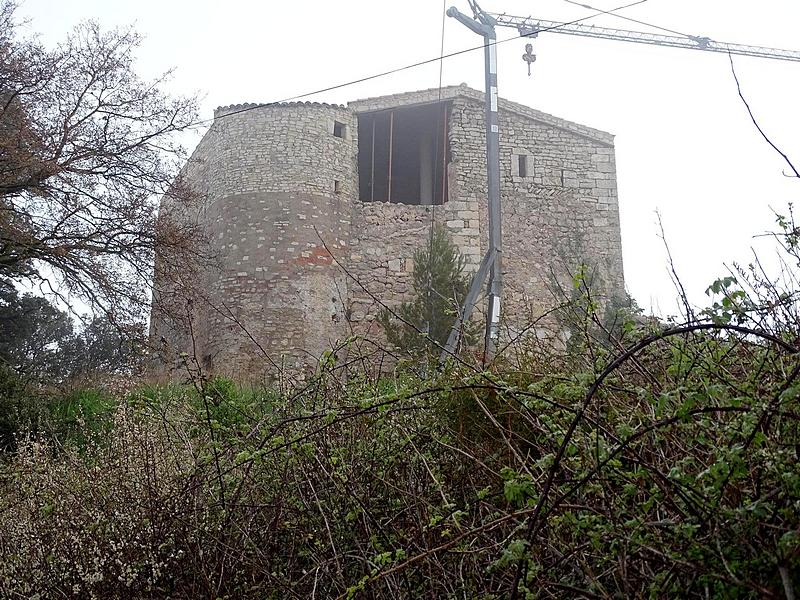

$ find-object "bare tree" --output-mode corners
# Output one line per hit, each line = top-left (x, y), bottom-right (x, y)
(0, 0), (203, 322)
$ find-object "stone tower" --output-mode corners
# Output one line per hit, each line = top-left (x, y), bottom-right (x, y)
(151, 102), (357, 377)
(150, 85), (626, 379)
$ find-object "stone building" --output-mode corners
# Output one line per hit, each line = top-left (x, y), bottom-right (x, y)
(149, 84), (625, 378)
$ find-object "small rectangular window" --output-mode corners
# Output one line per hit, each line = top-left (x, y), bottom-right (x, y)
(518, 154), (528, 178)
(333, 121), (346, 139)
(334, 179), (341, 194)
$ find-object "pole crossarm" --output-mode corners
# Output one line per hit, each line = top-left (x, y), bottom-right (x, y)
(487, 13), (800, 62)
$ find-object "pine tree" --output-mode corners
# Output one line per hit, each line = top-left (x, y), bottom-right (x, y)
(378, 224), (474, 358)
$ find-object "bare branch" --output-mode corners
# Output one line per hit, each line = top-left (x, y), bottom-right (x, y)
(729, 53), (800, 179)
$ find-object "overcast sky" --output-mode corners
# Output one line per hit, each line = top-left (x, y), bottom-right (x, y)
(17, 0), (800, 317)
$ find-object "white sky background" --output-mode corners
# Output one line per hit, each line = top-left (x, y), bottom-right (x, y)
(17, 0), (800, 318)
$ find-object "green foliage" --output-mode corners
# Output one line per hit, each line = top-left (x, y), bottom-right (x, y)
(0, 367), (117, 450)
(0, 279), (144, 384)
(68, 317), (145, 378)
(4, 218), (800, 598)
(557, 263), (641, 356)
(1, 332), (797, 598)
(702, 276), (754, 324)
(190, 376), (277, 436)
(0, 365), (34, 449)
(0, 279), (143, 448)
(0, 280), (75, 380)
(378, 224), (475, 358)
(46, 388), (116, 447)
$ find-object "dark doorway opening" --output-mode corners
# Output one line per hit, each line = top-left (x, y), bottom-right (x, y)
(357, 101), (451, 205)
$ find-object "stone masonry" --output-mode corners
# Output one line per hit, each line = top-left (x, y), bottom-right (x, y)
(149, 85), (625, 379)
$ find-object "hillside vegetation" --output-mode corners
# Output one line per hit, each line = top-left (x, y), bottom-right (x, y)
(1, 255), (799, 598)
(0, 2), (797, 596)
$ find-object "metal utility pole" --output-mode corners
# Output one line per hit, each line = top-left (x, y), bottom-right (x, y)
(440, 0), (800, 366)
(445, 1), (503, 363)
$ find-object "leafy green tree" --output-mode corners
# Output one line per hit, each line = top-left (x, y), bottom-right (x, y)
(378, 224), (474, 358)
(0, 279), (74, 380)
(67, 317), (144, 378)
(0, 279), (143, 382)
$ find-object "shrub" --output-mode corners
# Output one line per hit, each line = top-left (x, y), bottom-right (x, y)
(378, 224), (476, 360)
(0, 344), (797, 599)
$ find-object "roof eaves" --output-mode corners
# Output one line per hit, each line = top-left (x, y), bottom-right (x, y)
(349, 84), (613, 146)
(347, 85), (466, 109)
(213, 100), (347, 119)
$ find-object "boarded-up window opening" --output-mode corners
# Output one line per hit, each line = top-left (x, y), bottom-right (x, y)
(357, 101), (451, 205)
(518, 154), (528, 178)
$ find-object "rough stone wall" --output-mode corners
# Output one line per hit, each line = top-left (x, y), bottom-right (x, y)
(347, 202), (445, 339)
(151, 102), (357, 379)
(344, 89), (483, 342)
(151, 86), (625, 378)
(447, 93), (624, 342)
(347, 86), (624, 346)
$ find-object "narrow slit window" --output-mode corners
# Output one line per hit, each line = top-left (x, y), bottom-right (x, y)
(518, 154), (528, 178)
(333, 121), (346, 139)
(334, 179), (341, 194)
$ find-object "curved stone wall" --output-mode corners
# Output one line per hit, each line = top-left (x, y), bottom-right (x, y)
(154, 103), (357, 379)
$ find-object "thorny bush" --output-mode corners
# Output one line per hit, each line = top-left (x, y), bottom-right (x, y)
(2, 221), (800, 599)
(2, 7), (798, 596)
(0, 306), (798, 599)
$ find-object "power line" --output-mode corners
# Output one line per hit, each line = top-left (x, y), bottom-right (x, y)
(490, 8), (800, 62)
(560, 0), (694, 39)
(437, 0), (448, 93)
(194, 0), (647, 128)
